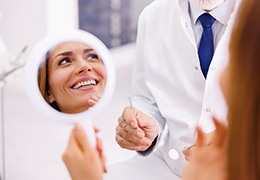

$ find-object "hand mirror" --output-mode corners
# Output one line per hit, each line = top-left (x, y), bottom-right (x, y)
(25, 30), (116, 146)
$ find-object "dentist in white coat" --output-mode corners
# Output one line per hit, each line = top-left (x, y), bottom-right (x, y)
(106, 0), (241, 179)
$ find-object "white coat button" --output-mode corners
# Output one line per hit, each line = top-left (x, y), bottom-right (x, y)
(169, 149), (179, 160)
(195, 66), (199, 70)
(206, 108), (211, 112)
(211, 66), (216, 70)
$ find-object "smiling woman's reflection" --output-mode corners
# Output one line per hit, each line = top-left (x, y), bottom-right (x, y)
(38, 41), (106, 113)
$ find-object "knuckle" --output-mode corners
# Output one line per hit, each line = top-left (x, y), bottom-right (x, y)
(122, 131), (128, 138)
(117, 128), (126, 138)
(117, 116), (121, 123)
(122, 130), (132, 140)
(124, 132), (130, 139)
(62, 151), (72, 162)
(115, 136), (120, 144)
(115, 136), (123, 146)
(115, 126), (121, 133)
(119, 140), (127, 148)
(122, 122), (128, 129)
(123, 106), (130, 112)
(116, 135), (127, 148)
(118, 115), (124, 122)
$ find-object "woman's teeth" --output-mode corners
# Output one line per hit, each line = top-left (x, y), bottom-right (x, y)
(72, 80), (96, 89)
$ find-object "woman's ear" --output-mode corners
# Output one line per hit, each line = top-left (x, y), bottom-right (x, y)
(47, 91), (55, 103)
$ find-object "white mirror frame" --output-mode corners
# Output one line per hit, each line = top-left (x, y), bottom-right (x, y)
(25, 30), (116, 146)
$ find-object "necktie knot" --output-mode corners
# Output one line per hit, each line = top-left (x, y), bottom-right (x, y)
(198, 13), (215, 28)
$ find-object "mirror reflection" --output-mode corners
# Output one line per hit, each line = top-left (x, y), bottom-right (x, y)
(37, 41), (106, 114)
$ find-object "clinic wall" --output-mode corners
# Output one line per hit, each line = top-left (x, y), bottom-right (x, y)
(0, 0), (46, 54)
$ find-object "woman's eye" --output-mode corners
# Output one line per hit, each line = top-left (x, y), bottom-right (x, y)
(86, 54), (99, 61)
(59, 58), (71, 65)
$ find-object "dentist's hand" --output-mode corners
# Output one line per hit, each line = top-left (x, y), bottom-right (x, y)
(116, 107), (158, 151)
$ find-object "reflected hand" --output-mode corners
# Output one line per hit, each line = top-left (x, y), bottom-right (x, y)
(88, 95), (100, 108)
(62, 124), (106, 180)
(182, 117), (227, 180)
(115, 107), (158, 151)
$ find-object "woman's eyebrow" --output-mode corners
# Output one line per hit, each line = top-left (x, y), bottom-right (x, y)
(53, 48), (95, 60)
(83, 48), (94, 53)
(54, 51), (73, 59)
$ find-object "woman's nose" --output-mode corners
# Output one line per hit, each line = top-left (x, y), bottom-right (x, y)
(75, 60), (92, 75)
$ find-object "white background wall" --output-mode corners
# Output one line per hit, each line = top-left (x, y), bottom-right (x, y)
(0, 0), (154, 179)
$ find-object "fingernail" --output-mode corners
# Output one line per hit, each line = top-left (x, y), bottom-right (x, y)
(131, 122), (136, 129)
(182, 149), (187, 155)
(104, 165), (108, 173)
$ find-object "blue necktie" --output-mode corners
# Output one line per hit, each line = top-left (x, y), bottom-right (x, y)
(198, 13), (216, 78)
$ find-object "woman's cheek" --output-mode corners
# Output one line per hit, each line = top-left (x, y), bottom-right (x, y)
(99, 66), (106, 81)
(49, 71), (69, 90)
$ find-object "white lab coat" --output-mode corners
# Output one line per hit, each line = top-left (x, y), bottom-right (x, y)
(105, 0), (241, 179)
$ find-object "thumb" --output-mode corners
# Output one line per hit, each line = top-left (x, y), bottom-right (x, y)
(136, 112), (153, 129)
(74, 123), (92, 151)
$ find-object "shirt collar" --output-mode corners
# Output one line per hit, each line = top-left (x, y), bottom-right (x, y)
(189, 0), (235, 26)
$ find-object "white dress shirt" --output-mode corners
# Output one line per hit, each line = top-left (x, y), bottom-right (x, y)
(189, 0), (235, 49)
